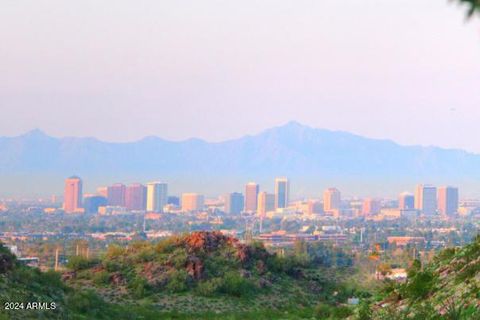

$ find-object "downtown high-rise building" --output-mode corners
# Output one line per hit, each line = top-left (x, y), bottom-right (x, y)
(274, 177), (289, 209)
(125, 183), (147, 211)
(244, 182), (259, 212)
(64, 176), (83, 213)
(225, 192), (244, 214)
(323, 187), (341, 212)
(146, 182), (168, 213)
(437, 186), (459, 216)
(181, 193), (205, 212)
(415, 184), (437, 215)
(398, 192), (415, 210)
(257, 192), (275, 217)
(362, 198), (381, 216)
(107, 183), (126, 207)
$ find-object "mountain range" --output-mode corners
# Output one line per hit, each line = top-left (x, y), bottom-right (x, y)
(1, 122), (479, 197)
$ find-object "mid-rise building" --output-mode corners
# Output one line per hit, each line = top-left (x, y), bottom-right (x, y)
(257, 192), (275, 217)
(437, 186), (459, 216)
(323, 187), (341, 212)
(362, 198), (381, 215)
(225, 192), (244, 214)
(182, 193), (205, 212)
(415, 184), (437, 215)
(244, 182), (259, 212)
(167, 196), (180, 206)
(107, 183), (126, 207)
(125, 183), (146, 211)
(96, 186), (108, 198)
(398, 192), (415, 210)
(146, 182), (168, 213)
(83, 194), (107, 214)
(64, 176), (83, 213)
(274, 177), (289, 209)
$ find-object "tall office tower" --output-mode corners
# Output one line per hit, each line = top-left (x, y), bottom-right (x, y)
(362, 198), (381, 215)
(83, 194), (107, 214)
(64, 176), (83, 213)
(415, 184), (437, 215)
(244, 182), (259, 212)
(398, 192), (415, 210)
(274, 177), (290, 209)
(181, 193), (205, 212)
(438, 186), (459, 216)
(225, 192), (245, 214)
(323, 187), (341, 212)
(257, 192), (275, 217)
(146, 182), (168, 213)
(125, 183), (146, 211)
(107, 183), (126, 207)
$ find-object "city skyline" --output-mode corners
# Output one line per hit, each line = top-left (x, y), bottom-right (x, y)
(60, 176), (462, 217)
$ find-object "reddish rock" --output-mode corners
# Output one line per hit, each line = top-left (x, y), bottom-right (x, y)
(110, 272), (126, 286)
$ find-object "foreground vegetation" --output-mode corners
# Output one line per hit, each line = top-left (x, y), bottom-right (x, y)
(2, 232), (480, 319)
(369, 235), (480, 319)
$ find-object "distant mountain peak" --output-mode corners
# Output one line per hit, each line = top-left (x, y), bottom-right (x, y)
(23, 128), (47, 137)
(18, 128), (52, 141)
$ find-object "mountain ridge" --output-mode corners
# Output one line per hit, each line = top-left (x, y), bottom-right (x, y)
(0, 122), (479, 196)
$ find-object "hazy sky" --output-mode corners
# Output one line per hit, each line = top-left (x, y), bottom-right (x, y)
(1, 1), (480, 151)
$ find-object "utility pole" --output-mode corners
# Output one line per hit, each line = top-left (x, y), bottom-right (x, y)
(54, 247), (59, 271)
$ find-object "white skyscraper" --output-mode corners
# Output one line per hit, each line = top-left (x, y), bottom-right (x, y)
(146, 182), (168, 213)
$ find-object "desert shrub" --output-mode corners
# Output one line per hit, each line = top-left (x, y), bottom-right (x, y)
(314, 303), (332, 318)
(195, 278), (223, 296)
(134, 246), (156, 263)
(66, 289), (110, 318)
(105, 244), (125, 260)
(67, 256), (98, 271)
(166, 269), (189, 293)
(129, 276), (149, 298)
(102, 260), (121, 272)
(169, 248), (188, 269)
(218, 271), (256, 297)
(93, 271), (111, 286)
(332, 305), (353, 318)
(404, 270), (436, 300)
(155, 237), (179, 254)
(355, 301), (372, 320)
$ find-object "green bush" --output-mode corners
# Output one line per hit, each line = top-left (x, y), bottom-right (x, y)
(195, 278), (223, 296)
(332, 305), (353, 318)
(129, 276), (149, 298)
(67, 256), (98, 271)
(314, 303), (332, 318)
(166, 269), (189, 293)
(93, 271), (111, 286)
(219, 271), (256, 297)
(404, 270), (435, 300)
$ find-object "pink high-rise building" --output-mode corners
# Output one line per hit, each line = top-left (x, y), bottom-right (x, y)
(125, 183), (146, 211)
(323, 188), (341, 212)
(438, 186), (459, 216)
(107, 183), (126, 207)
(64, 176), (83, 213)
(244, 182), (259, 212)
